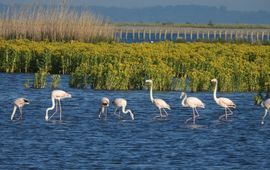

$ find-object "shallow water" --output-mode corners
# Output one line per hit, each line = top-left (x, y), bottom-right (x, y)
(0, 73), (269, 169)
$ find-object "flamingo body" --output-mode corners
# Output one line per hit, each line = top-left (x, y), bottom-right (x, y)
(45, 90), (71, 121)
(11, 98), (30, 120)
(211, 78), (236, 120)
(99, 97), (110, 119)
(153, 98), (171, 110)
(112, 98), (134, 120)
(180, 92), (204, 124)
(261, 98), (270, 124)
(146, 79), (170, 118)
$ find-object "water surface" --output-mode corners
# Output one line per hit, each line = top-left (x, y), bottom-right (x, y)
(0, 73), (269, 169)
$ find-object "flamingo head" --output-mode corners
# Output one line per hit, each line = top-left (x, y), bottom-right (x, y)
(66, 93), (72, 98)
(101, 97), (110, 107)
(23, 98), (30, 104)
(180, 92), (186, 99)
(211, 78), (217, 83)
(45, 114), (49, 121)
(145, 79), (153, 84)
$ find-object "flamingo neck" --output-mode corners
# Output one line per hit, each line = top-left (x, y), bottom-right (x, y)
(11, 105), (17, 120)
(45, 97), (55, 121)
(213, 82), (218, 103)
(101, 106), (105, 113)
(122, 107), (134, 120)
(149, 83), (154, 103)
(181, 93), (188, 107)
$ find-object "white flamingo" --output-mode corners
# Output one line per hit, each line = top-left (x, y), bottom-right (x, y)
(99, 97), (110, 119)
(45, 90), (71, 121)
(112, 98), (134, 120)
(11, 98), (30, 120)
(180, 92), (205, 124)
(211, 78), (236, 120)
(145, 79), (171, 119)
(261, 98), (270, 124)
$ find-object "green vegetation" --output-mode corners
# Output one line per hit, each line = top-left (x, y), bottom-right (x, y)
(51, 75), (61, 89)
(0, 39), (269, 92)
(33, 71), (47, 88)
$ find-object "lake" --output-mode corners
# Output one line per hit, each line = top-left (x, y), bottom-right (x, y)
(0, 73), (269, 169)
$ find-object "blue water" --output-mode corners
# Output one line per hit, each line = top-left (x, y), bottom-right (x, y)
(115, 32), (269, 43)
(0, 73), (269, 169)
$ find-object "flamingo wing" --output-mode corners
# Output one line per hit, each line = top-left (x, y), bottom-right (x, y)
(219, 97), (236, 108)
(186, 97), (205, 108)
(154, 99), (170, 110)
(263, 98), (270, 109)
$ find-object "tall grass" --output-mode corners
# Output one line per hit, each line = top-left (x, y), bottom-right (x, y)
(0, 0), (113, 42)
(0, 40), (269, 92)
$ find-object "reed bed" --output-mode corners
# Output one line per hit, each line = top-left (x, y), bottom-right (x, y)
(0, 1), (113, 42)
(0, 39), (269, 92)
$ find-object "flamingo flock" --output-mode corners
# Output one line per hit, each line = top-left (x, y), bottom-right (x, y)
(9, 78), (269, 125)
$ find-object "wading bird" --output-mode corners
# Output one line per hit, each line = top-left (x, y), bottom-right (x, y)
(45, 90), (71, 121)
(99, 97), (110, 120)
(112, 98), (134, 120)
(211, 78), (236, 120)
(11, 98), (30, 120)
(180, 92), (205, 124)
(145, 79), (170, 119)
(261, 98), (270, 124)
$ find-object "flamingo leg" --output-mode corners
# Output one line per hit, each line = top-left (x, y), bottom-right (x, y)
(19, 107), (23, 120)
(153, 109), (162, 119)
(219, 108), (227, 121)
(194, 108), (200, 118)
(113, 107), (119, 117)
(227, 107), (234, 117)
(98, 107), (102, 118)
(104, 107), (108, 120)
(49, 99), (58, 120)
(59, 100), (62, 121)
(185, 117), (192, 124)
(193, 108), (196, 124)
(185, 109), (196, 124)
(162, 108), (169, 117)
(261, 109), (268, 124)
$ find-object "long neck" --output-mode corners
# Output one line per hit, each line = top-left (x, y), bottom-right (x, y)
(122, 106), (134, 120)
(181, 94), (188, 107)
(213, 82), (218, 102)
(11, 105), (17, 120)
(45, 97), (55, 121)
(149, 83), (154, 103)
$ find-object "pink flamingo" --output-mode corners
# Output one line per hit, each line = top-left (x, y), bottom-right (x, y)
(99, 97), (110, 120)
(112, 98), (134, 120)
(211, 78), (236, 120)
(261, 98), (270, 124)
(11, 98), (30, 120)
(180, 92), (205, 124)
(45, 90), (71, 121)
(145, 79), (171, 119)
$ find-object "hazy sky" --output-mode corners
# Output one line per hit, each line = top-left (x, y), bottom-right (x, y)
(4, 0), (270, 11)
(73, 0), (270, 11)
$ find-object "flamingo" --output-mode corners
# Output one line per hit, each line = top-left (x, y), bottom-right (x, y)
(112, 98), (134, 120)
(45, 90), (71, 121)
(145, 79), (171, 119)
(261, 98), (270, 124)
(11, 98), (30, 120)
(99, 97), (110, 120)
(180, 92), (205, 124)
(211, 78), (236, 120)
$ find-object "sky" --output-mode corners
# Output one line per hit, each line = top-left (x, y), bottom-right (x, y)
(3, 0), (270, 12)
(73, 0), (270, 11)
